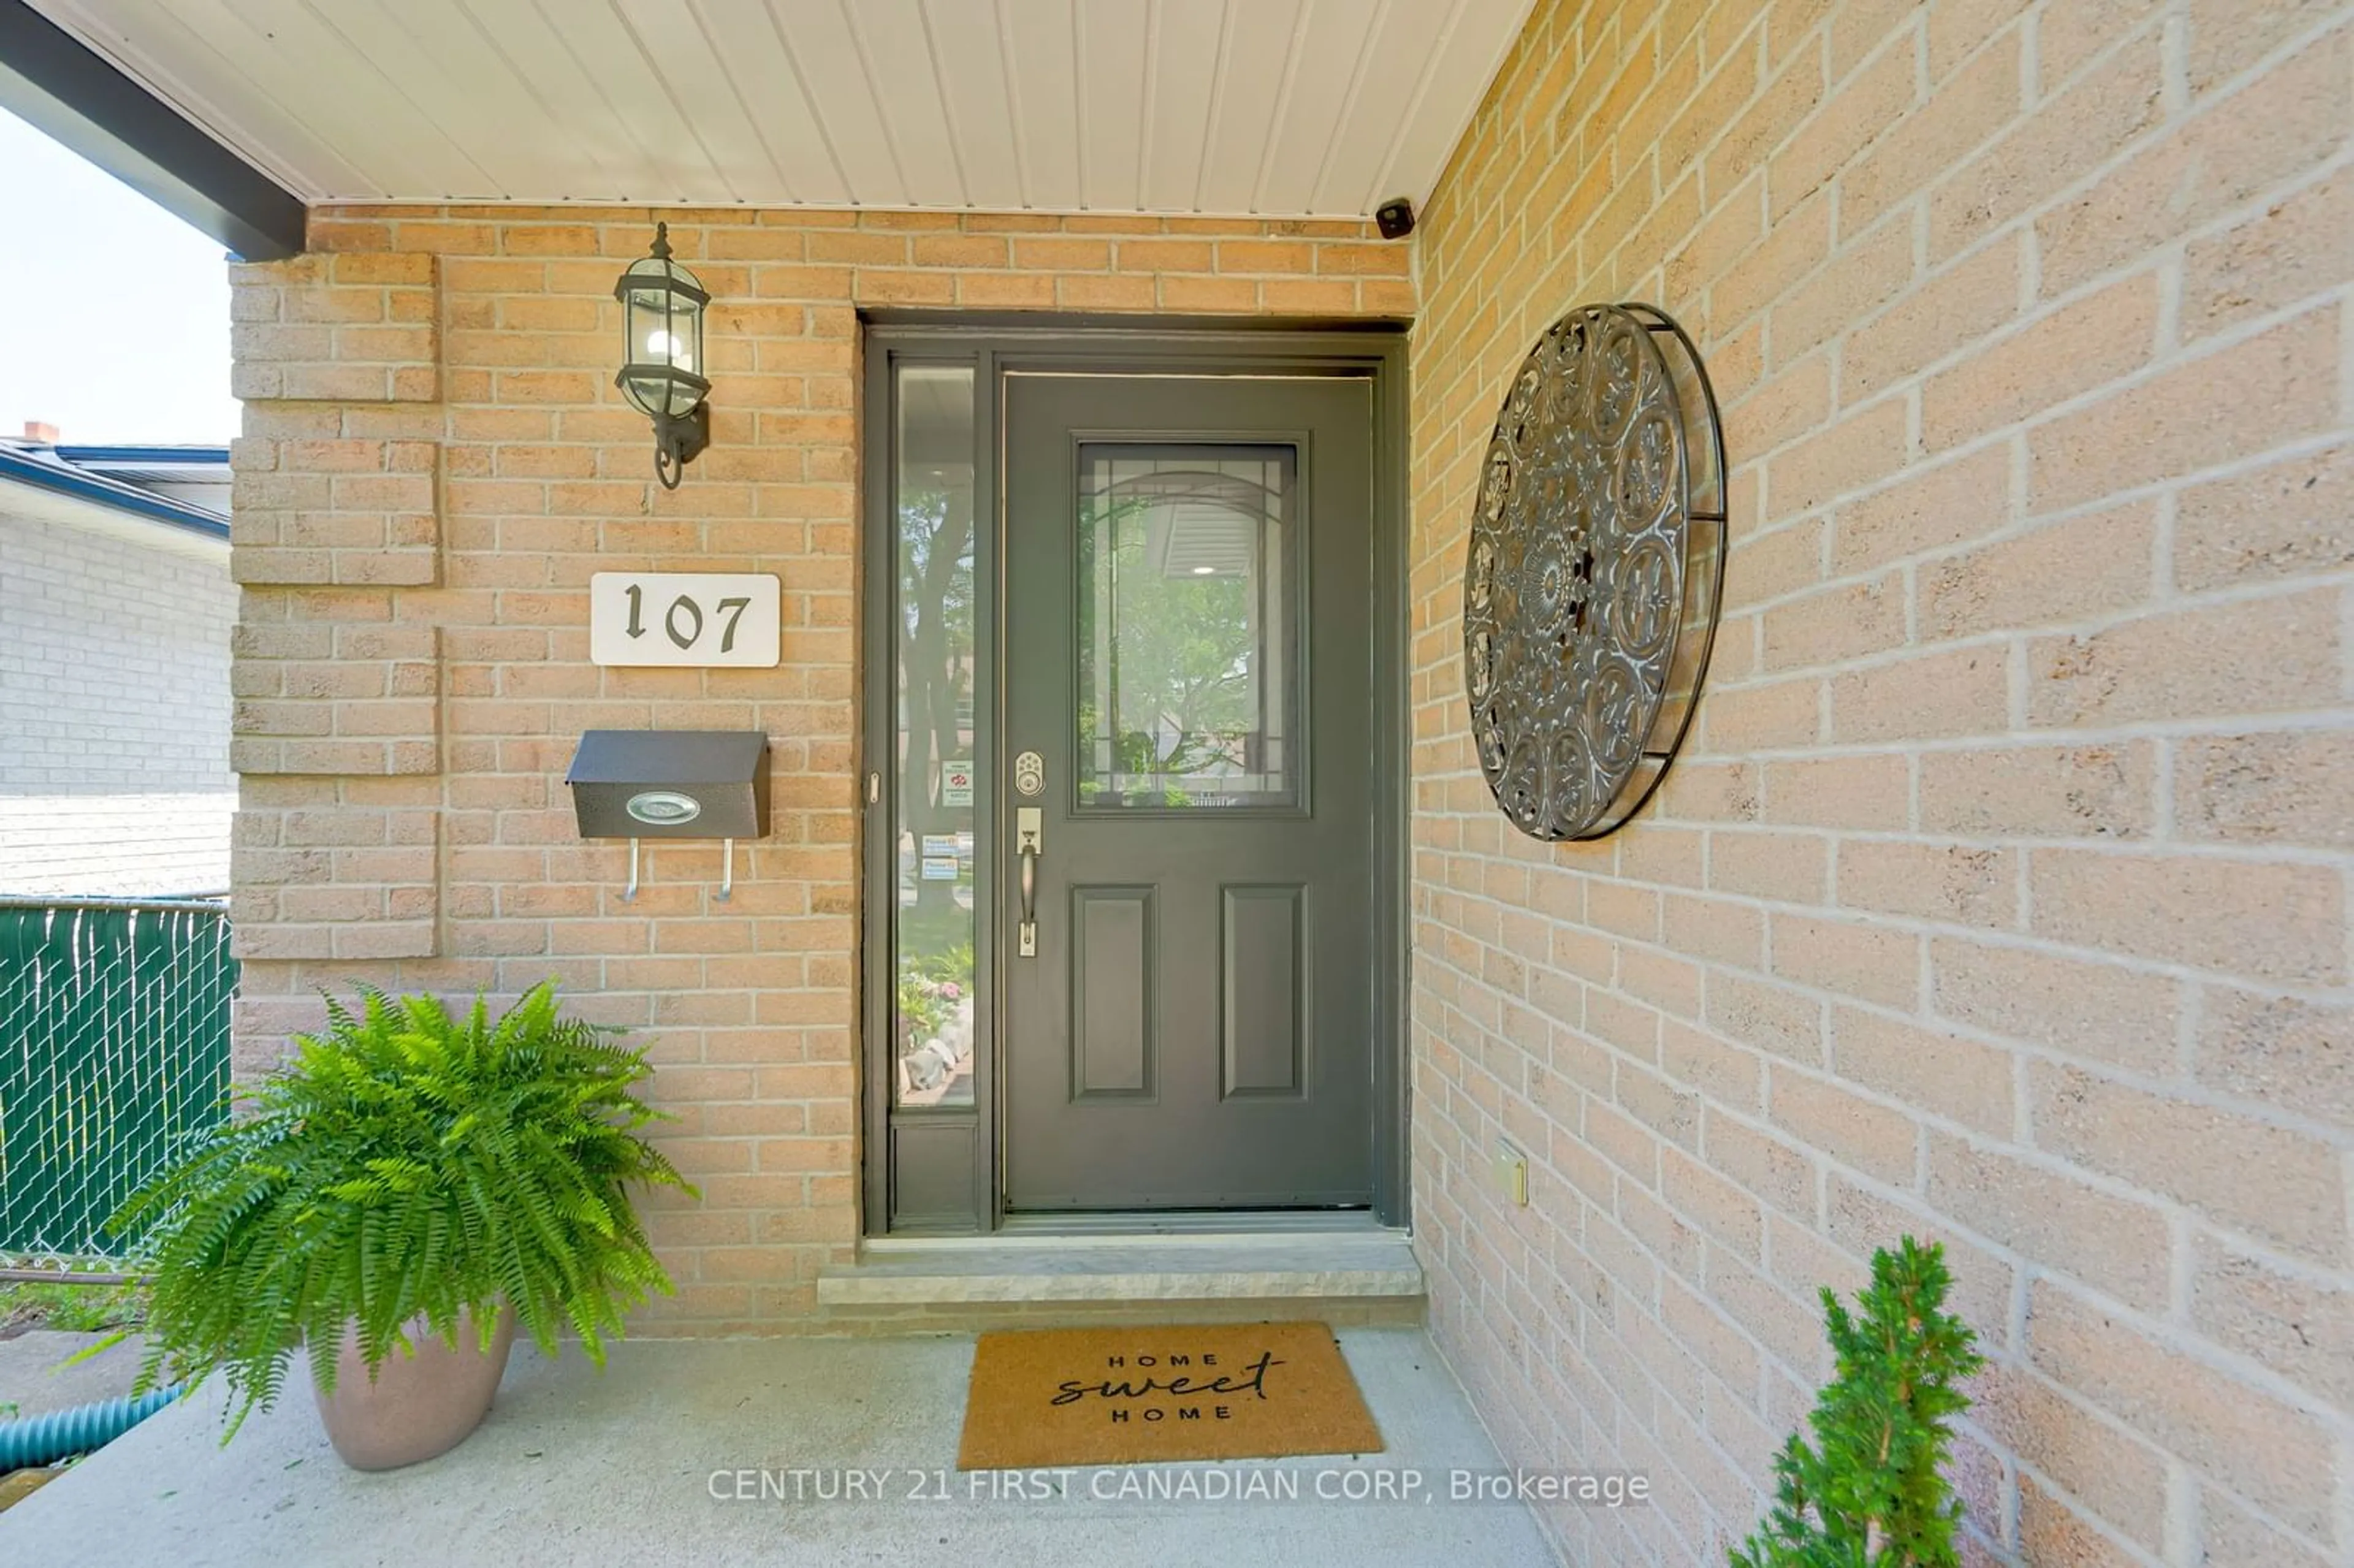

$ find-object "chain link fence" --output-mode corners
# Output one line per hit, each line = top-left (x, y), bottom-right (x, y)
(0, 897), (235, 1260)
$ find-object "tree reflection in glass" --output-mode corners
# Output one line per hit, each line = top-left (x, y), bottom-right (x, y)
(894, 367), (977, 1107)
(1077, 447), (1296, 810)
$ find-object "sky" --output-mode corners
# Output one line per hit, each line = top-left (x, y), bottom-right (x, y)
(0, 107), (240, 446)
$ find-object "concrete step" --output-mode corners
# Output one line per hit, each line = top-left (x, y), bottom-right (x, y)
(816, 1230), (1424, 1330)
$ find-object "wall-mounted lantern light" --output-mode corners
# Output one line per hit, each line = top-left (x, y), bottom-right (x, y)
(614, 221), (710, 489)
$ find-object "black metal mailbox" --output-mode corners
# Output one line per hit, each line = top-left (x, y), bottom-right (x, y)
(566, 729), (771, 840)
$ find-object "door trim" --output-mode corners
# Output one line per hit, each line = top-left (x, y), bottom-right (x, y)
(859, 318), (1411, 1235)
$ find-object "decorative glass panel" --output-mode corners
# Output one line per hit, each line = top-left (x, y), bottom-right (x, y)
(893, 365), (977, 1108)
(1076, 446), (1298, 811)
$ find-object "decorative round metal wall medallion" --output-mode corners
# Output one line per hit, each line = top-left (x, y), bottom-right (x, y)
(1462, 302), (1727, 842)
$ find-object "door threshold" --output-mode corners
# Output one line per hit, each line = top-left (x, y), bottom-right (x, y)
(1000, 1208), (1392, 1239)
(820, 1223), (1423, 1328)
(867, 1209), (1394, 1250)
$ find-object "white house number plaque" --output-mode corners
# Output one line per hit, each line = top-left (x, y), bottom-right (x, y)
(589, 573), (782, 668)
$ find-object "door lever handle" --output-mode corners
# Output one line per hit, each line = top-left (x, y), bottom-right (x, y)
(1016, 807), (1042, 957)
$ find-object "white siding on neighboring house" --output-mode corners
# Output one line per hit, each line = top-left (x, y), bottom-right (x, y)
(0, 500), (234, 896)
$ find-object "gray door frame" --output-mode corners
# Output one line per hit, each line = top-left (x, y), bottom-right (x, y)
(858, 316), (1411, 1235)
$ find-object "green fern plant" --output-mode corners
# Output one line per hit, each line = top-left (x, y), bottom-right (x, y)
(107, 981), (694, 1439)
(1731, 1236), (1986, 1568)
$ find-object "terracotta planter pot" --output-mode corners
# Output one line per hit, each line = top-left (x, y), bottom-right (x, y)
(310, 1306), (517, 1471)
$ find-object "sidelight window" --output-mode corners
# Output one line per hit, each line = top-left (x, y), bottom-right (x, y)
(892, 365), (978, 1108)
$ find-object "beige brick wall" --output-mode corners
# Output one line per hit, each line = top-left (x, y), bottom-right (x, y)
(224, 207), (1407, 1330)
(1408, 1), (2352, 1564)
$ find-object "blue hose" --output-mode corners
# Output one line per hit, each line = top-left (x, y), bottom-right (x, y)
(0, 1387), (181, 1469)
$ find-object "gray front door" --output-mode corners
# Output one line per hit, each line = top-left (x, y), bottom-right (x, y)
(1002, 373), (1376, 1209)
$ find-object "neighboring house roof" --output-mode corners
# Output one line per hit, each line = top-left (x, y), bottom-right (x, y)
(0, 438), (230, 542)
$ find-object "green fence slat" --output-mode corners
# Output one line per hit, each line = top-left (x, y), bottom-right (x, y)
(0, 900), (236, 1259)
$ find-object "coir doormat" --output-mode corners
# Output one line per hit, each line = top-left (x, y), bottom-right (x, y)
(956, 1321), (1383, 1469)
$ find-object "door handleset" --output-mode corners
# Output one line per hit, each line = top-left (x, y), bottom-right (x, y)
(1016, 806), (1042, 957)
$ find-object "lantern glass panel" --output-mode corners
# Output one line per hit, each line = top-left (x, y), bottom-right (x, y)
(618, 261), (707, 419)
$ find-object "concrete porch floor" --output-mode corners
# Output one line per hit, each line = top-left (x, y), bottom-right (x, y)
(0, 1328), (1558, 1567)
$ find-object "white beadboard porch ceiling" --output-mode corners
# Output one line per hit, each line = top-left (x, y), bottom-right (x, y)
(31, 0), (1536, 217)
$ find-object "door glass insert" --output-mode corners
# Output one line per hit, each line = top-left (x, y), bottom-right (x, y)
(893, 365), (977, 1108)
(1076, 445), (1298, 810)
